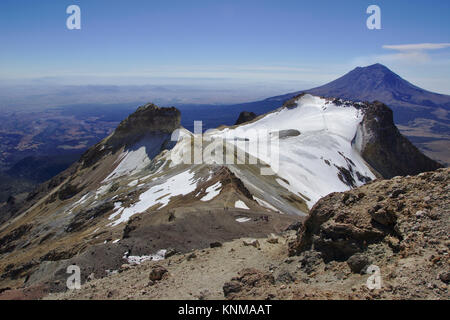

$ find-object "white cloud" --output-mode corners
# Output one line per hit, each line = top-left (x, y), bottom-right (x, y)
(382, 43), (450, 51)
(351, 43), (450, 94)
(379, 52), (430, 63)
(352, 51), (430, 67)
(354, 43), (450, 67)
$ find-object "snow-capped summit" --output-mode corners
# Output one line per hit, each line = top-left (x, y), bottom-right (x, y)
(205, 94), (375, 206)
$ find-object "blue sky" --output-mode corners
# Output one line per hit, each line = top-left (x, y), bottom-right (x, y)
(0, 0), (449, 97)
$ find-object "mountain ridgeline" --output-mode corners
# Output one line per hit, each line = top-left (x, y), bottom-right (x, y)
(0, 94), (443, 298)
(0, 63), (447, 206)
(268, 64), (450, 123)
(264, 64), (450, 166)
(355, 100), (441, 178)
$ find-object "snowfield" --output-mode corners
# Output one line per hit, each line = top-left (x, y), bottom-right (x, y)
(207, 94), (375, 206)
(104, 133), (171, 181)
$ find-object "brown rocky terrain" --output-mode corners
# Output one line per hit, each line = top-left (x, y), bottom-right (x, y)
(39, 168), (449, 300)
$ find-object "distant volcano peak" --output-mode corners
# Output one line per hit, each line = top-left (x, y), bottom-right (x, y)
(304, 63), (435, 103)
(356, 63), (390, 71)
(343, 63), (402, 81)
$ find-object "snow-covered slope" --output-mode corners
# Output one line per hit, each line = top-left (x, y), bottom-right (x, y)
(64, 93), (374, 231)
(80, 94), (376, 226)
(205, 94), (375, 206)
(104, 133), (172, 181)
(42, 92), (438, 231)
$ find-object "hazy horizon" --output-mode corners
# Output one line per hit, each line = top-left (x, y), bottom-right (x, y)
(1, 0), (450, 109)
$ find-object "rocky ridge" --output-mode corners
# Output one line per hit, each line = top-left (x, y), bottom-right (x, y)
(36, 168), (449, 300)
(356, 101), (442, 178)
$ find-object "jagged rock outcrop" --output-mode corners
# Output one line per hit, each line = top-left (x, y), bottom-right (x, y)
(108, 103), (180, 147)
(234, 111), (257, 125)
(288, 168), (449, 261)
(0, 104), (182, 223)
(80, 103), (180, 168)
(223, 268), (275, 299)
(355, 101), (442, 178)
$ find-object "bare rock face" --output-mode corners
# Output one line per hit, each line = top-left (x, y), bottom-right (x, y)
(110, 103), (181, 146)
(223, 268), (275, 299)
(289, 168), (449, 265)
(347, 253), (370, 274)
(234, 111), (257, 125)
(355, 101), (442, 178)
(79, 103), (181, 168)
(149, 265), (168, 281)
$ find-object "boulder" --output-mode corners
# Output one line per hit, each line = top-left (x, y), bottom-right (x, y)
(223, 268), (275, 298)
(210, 242), (222, 248)
(347, 254), (370, 273)
(149, 265), (168, 281)
(243, 239), (260, 248)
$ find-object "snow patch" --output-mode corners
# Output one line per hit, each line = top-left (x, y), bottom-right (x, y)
(128, 180), (138, 187)
(254, 197), (280, 213)
(104, 134), (169, 181)
(200, 181), (222, 201)
(110, 170), (199, 226)
(123, 249), (167, 265)
(235, 200), (250, 210)
(108, 202), (124, 221)
(66, 193), (91, 214)
(95, 183), (112, 199)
